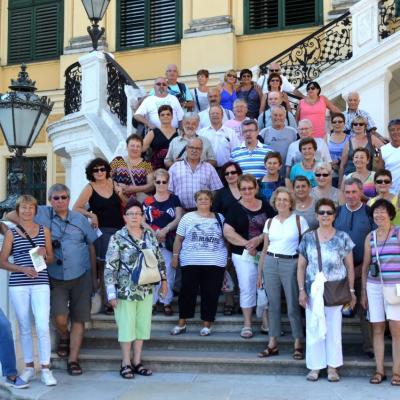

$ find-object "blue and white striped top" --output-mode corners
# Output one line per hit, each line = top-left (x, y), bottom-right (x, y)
(9, 225), (49, 287)
(230, 141), (272, 179)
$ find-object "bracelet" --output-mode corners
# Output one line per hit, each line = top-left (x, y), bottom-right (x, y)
(299, 287), (305, 292)
(350, 289), (356, 293)
(173, 253), (179, 256)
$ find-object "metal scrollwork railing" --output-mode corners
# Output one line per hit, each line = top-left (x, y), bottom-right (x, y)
(378, 0), (400, 40)
(105, 53), (138, 126)
(259, 12), (352, 88)
(64, 61), (82, 115)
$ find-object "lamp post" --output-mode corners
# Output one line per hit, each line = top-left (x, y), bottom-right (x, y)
(81, 0), (111, 51)
(0, 64), (53, 213)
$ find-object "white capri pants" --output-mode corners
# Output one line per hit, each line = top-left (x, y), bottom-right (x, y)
(153, 248), (175, 305)
(9, 284), (51, 365)
(366, 282), (400, 322)
(232, 253), (258, 308)
(306, 303), (343, 370)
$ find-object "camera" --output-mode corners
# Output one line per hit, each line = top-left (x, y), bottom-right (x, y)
(56, 259), (63, 266)
(370, 262), (380, 278)
(52, 239), (61, 249)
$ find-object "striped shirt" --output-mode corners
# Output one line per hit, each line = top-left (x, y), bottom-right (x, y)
(176, 212), (228, 268)
(168, 159), (223, 209)
(230, 141), (272, 179)
(368, 227), (400, 285)
(9, 225), (49, 287)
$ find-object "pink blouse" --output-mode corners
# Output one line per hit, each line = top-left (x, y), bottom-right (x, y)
(298, 96), (327, 138)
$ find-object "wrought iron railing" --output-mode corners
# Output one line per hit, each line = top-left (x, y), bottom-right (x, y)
(259, 12), (352, 88)
(378, 0), (400, 39)
(64, 61), (82, 115)
(105, 53), (138, 126)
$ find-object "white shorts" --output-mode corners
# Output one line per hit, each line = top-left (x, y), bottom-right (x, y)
(366, 282), (400, 323)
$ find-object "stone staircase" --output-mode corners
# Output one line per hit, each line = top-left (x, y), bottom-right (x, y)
(51, 298), (393, 377)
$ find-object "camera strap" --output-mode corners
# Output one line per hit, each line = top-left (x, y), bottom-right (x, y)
(16, 224), (37, 249)
(373, 228), (391, 287)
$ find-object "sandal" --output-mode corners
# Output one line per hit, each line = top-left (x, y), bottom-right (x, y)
(120, 364), (134, 379)
(170, 325), (186, 335)
(327, 367), (340, 382)
(240, 327), (254, 339)
(293, 347), (304, 360)
(391, 373), (400, 386)
(369, 371), (387, 384)
(223, 305), (234, 316)
(257, 346), (279, 358)
(104, 306), (114, 316)
(200, 327), (211, 336)
(133, 363), (152, 376)
(56, 338), (70, 358)
(260, 325), (269, 335)
(306, 370), (320, 382)
(163, 305), (173, 316)
(67, 361), (82, 376)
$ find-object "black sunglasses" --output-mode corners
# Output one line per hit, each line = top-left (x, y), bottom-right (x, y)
(375, 179), (391, 184)
(224, 171), (238, 176)
(52, 195), (68, 201)
(317, 210), (334, 216)
(93, 167), (106, 173)
(155, 180), (168, 184)
(315, 173), (330, 177)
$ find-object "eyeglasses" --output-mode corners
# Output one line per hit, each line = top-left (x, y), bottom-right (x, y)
(52, 195), (68, 201)
(352, 122), (365, 126)
(155, 82), (167, 86)
(315, 173), (330, 177)
(317, 210), (334, 216)
(93, 167), (106, 173)
(375, 179), (391, 184)
(332, 120), (344, 124)
(155, 180), (168, 185)
(239, 186), (256, 192)
(269, 69), (279, 73)
(270, 79), (280, 83)
(224, 171), (238, 176)
(307, 86), (316, 91)
(187, 146), (202, 151)
(125, 212), (143, 217)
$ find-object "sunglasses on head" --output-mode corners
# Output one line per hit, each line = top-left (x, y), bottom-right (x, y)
(155, 180), (168, 185)
(375, 179), (391, 184)
(52, 195), (68, 201)
(352, 122), (365, 126)
(224, 171), (238, 176)
(315, 173), (330, 177)
(317, 210), (334, 216)
(93, 167), (106, 173)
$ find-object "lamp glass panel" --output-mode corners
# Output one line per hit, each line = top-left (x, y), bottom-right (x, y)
(0, 107), (15, 147)
(13, 107), (40, 147)
(28, 112), (48, 147)
(82, 0), (110, 20)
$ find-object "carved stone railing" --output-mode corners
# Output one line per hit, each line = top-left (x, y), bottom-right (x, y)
(259, 12), (352, 88)
(64, 61), (82, 115)
(378, 0), (400, 39)
(105, 53), (138, 126)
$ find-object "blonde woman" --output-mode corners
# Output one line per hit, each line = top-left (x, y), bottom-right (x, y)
(219, 69), (238, 111)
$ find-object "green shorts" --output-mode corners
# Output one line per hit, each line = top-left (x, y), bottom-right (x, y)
(114, 294), (153, 342)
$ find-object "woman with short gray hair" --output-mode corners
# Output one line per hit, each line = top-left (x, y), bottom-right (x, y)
(311, 163), (345, 206)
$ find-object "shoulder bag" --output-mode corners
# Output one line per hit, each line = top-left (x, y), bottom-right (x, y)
(314, 230), (351, 307)
(373, 230), (400, 305)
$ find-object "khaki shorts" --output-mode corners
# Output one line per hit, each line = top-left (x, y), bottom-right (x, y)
(114, 294), (153, 342)
(50, 271), (92, 322)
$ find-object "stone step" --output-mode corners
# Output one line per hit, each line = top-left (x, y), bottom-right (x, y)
(51, 348), (392, 377)
(90, 314), (365, 334)
(82, 329), (386, 355)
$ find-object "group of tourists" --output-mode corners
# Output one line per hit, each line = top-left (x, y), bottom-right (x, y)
(1, 62), (400, 389)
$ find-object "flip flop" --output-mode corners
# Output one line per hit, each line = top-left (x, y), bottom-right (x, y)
(257, 346), (279, 358)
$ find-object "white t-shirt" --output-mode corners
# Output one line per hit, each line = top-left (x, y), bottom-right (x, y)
(199, 107), (234, 129)
(198, 125), (240, 167)
(285, 137), (332, 167)
(381, 143), (400, 194)
(257, 74), (295, 94)
(263, 214), (309, 255)
(191, 88), (209, 112)
(176, 212), (228, 267)
(135, 94), (184, 128)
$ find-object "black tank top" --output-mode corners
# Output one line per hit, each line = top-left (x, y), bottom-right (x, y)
(88, 185), (124, 229)
(150, 128), (179, 170)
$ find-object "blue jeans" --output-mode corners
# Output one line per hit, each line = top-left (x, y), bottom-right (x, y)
(0, 307), (17, 377)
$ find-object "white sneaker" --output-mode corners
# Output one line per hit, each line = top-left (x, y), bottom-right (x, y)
(41, 369), (57, 386)
(20, 367), (35, 383)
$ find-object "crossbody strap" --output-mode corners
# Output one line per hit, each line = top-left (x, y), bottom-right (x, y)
(314, 230), (323, 273)
(194, 88), (201, 111)
(373, 229), (391, 288)
(16, 224), (37, 248)
(177, 145), (187, 159)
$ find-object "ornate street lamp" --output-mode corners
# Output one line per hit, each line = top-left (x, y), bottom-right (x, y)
(0, 64), (53, 213)
(81, 0), (111, 51)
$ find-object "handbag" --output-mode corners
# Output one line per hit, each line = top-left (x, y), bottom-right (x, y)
(314, 230), (351, 307)
(373, 230), (400, 305)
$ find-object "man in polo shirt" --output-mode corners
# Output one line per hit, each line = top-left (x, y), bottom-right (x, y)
(168, 137), (223, 210)
(381, 118), (400, 195)
(8, 184), (98, 376)
(198, 105), (239, 168)
(230, 120), (272, 179)
(164, 113), (216, 168)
